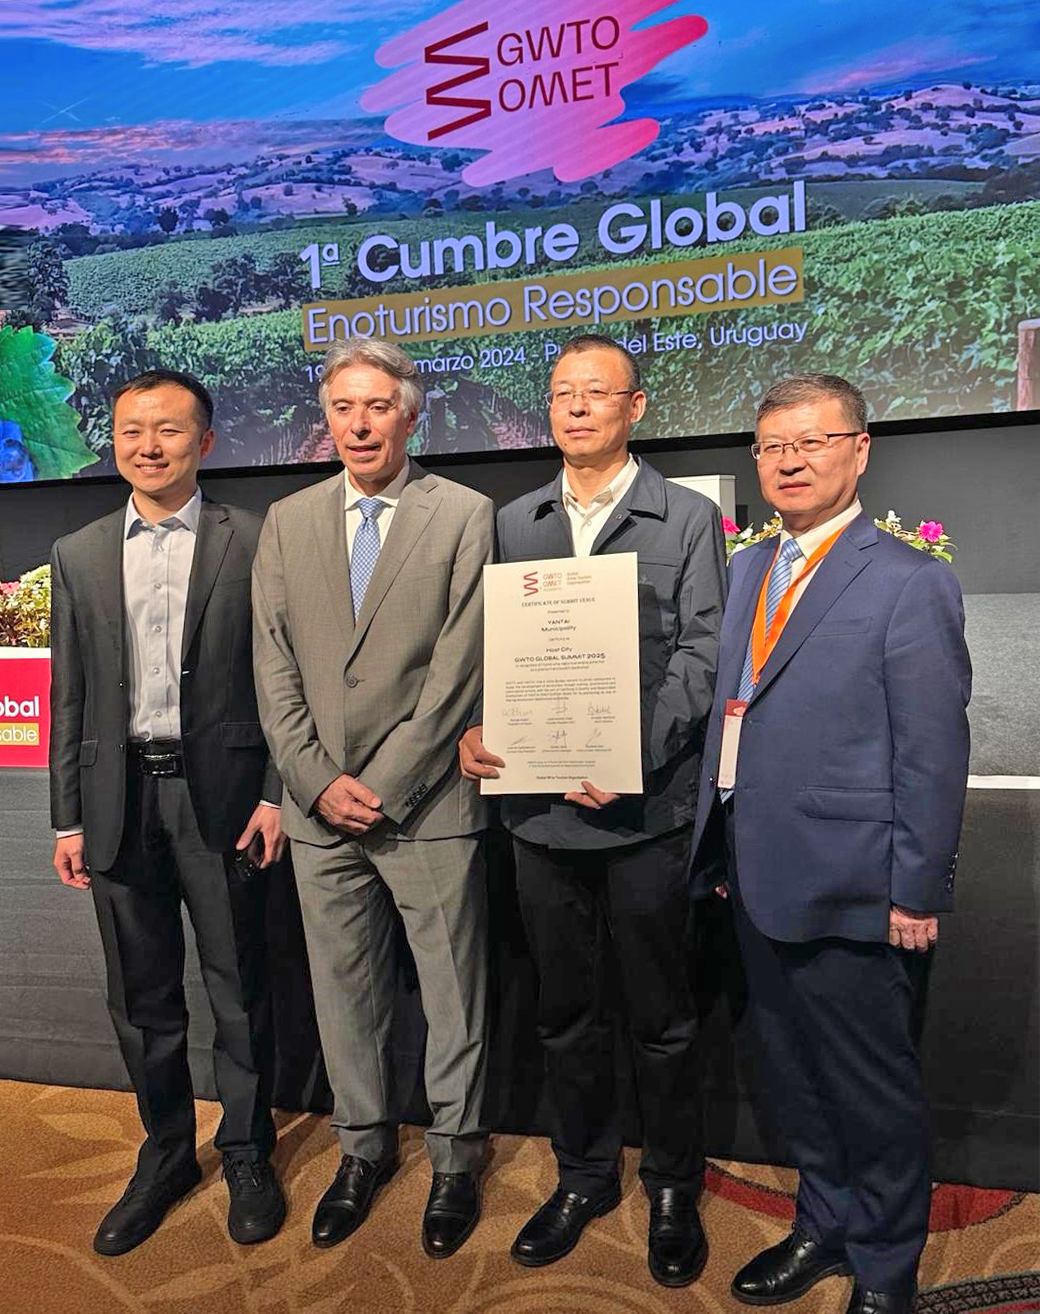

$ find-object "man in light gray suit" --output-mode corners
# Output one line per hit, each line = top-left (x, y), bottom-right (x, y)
(252, 337), (493, 1259)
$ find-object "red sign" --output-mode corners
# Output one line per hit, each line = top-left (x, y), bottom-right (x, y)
(0, 650), (51, 768)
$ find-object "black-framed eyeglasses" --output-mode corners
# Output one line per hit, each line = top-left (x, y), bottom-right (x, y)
(545, 387), (636, 408)
(751, 431), (862, 461)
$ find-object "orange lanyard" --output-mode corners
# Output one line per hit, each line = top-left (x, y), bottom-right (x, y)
(750, 525), (848, 686)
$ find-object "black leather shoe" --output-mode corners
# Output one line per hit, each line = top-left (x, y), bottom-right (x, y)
(223, 1152), (286, 1245)
(648, 1186), (708, 1287)
(846, 1287), (915, 1314)
(93, 1163), (202, 1256)
(511, 1182), (622, 1267)
(312, 1154), (397, 1248)
(732, 1228), (852, 1304)
(422, 1171), (480, 1258)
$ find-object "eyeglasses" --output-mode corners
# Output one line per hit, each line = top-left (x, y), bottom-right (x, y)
(545, 387), (636, 408)
(751, 431), (861, 461)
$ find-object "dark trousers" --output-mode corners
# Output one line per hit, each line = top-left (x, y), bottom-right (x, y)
(90, 768), (275, 1185)
(513, 829), (703, 1196)
(725, 813), (930, 1296)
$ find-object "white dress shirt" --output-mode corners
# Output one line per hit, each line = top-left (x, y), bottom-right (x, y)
(780, 498), (863, 614)
(124, 488), (202, 742)
(562, 455), (639, 557)
(344, 458), (411, 563)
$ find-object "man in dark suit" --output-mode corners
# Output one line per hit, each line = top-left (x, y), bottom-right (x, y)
(461, 334), (726, 1287)
(691, 373), (971, 1314)
(49, 369), (287, 1256)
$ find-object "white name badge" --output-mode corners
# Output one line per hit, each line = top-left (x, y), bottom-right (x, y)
(717, 699), (748, 791)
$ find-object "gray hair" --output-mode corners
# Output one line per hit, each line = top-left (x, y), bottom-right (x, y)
(318, 336), (424, 418)
(756, 373), (868, 434)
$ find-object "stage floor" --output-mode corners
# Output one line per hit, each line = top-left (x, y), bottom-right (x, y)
(3, 1080), (1038, 1314)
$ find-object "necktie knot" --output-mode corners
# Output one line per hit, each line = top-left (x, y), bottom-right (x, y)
(779, 537), (803, 565)
(357, 497), (384, 522)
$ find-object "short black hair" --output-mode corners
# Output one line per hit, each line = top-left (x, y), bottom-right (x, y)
(555, 333), (641, 390)
(112, 369), (214, 429)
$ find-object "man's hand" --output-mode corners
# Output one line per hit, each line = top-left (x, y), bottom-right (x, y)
(235, 804), (287, 868)
(889, 904), (938, 953)
(459, 726), (504, 781)
(316, 774), (385, 835)
(54, 834), (90, 890)
(564, 781), (620, 810)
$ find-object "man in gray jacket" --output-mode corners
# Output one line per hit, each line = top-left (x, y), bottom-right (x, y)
(461, 334), (726, 1287)
(252, 337), (493, 1259)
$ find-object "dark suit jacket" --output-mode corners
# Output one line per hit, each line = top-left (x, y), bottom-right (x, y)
(690, 511), (971, 943)
(494, 459), (727, 849)
(49, 494), (281, 871)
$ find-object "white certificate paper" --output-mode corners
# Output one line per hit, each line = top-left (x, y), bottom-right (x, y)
(480, 553), (643, 795)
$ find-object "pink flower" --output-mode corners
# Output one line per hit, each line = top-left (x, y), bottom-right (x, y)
(721, 517), (741, 536)
(917, 521), (944, 542)
(0, 581), (19, 596)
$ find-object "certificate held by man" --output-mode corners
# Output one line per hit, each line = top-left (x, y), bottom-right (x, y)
(480, 552), (643, 795)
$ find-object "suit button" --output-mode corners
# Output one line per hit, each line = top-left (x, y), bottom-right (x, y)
(708, 776), (716, 787)
(346, 675), (358, 688)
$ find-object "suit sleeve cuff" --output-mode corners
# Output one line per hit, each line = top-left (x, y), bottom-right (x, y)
(56, 826), (84, 838)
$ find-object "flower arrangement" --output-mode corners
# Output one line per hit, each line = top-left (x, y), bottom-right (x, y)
(723, 513), (956, 563)
(0, 564), (51, 647)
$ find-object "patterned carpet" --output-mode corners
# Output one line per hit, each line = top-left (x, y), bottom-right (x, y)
(2, 1080), (1037, 1314)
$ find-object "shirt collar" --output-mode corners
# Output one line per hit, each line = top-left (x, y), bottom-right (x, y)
(124, 487), (202, 539)
(562, 454), (639, 514)
(781, 498), (863, 558)
(344, 457), (410, 510)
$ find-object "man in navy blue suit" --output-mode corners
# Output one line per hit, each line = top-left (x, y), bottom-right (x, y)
(691, 374), (970, 1314)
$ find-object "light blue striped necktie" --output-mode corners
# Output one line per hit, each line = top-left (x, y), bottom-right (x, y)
(350, 497), (385, 619)
(736, 536), (804, 704)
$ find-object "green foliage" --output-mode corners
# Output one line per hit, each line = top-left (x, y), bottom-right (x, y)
(54, 314), (158, 453)
(0, 327), (96, 478)
(5, 238), (70, 332)
(54, 198), (1040, 460)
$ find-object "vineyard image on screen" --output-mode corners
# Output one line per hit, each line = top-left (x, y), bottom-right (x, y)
(1, 0), (1038, 481)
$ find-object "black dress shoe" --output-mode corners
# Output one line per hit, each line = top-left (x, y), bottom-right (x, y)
(846, 1286), (915, 1314)
(733, 1228), (852, 1304)
(511, 1182), (622, 1267)
(312, 1154), (397, 1248)
(93, 1163), (202, 1256)
(647, 1186), (708, 1288)
(422, 1171), (480, 1258)
(223, 1152), (287, 1245)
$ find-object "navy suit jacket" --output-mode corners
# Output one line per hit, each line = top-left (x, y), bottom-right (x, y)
(495, 459), (727, 849)
(690, 510), (971, 943)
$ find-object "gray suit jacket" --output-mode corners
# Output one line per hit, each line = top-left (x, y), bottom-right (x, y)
(49, 496), (282, 871)
(252, 463), (494, 845)
(494, 459), (727, 849)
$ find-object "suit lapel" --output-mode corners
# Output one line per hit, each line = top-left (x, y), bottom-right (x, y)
(750, 516), (876, 703)
(346, 465), (438, 662)
(313, 473), (355, 651)
(95, 508), (127, 660)
(181, 499), (232, 663)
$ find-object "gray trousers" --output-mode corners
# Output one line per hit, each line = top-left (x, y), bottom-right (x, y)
(291, 831), (488, 1173)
